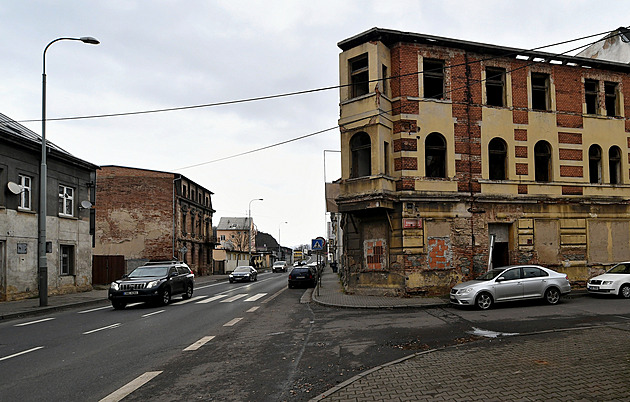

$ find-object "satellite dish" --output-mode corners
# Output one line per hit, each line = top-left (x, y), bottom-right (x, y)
(7, 182), (22, 195)
(80, 200), (93, 209)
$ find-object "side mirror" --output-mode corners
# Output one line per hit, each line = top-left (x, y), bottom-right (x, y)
(496, 276), (505, 282)
(122, 274), (128, 279)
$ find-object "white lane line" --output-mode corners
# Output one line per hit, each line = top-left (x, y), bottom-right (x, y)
(261, 286), (287, 304)
(0, 346), (44, 362)
(14, 317), (55, 327)
(221, 294), (247, 303)
(196, 294), (228, 304)
(176, 295), (207, 305)
(78, 306), (112, 314)
(99, 371), (162, 402)
(223, 317), (243, 327)
(126, 303), (143, 308)
(183, 336), (216, 351)
(83, 323), (121, 335)
(247, 306), (259, 313)
(141, 310), (165, 318)
(244, 293), (267, 302)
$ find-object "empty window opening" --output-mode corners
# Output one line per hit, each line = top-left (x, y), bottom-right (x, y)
(589, 144), (602, 184)
(350, 55), (369, 98)
(584, 79), (599, 115)
(531, 72), (550, 111)
(605, 82), (618, 117)
(350, 132), (371, 178)
(60, 244), (75, 276)
(609, 146), (622, 184)
(534, 141), (552, 182)
(423, 59), (445, 99)
(384, 141), (390, 176)
(425, 132), (447, 178)
(486, 67), (506, 107)
(488, 138), (507, 180)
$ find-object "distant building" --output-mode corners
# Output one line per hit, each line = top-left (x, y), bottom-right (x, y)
(336, 28), (630, 296)
(214, 217), (256, 272)
(94, 166), (215, 280)
(0, 113), (97, 301)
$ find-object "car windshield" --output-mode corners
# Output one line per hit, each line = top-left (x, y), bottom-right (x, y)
(273, 262), (284, 266)
(608, 264), (630, 274)
(234, 267), (250, 272)
(292, 268), (310, 274)
(477, 268), (506, 281)
(129, 266), (169, 278)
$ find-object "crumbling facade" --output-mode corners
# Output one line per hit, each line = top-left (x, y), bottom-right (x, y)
(336, 28), (630, 296)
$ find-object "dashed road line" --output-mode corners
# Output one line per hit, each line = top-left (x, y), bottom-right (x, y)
(141, 310), (165, 318)
(221, 294), (247, 303)
(78, 306), (112, 314)
(83, 323), (121, 335)
(184, 336), (216, 351)
(99, 371), (162, 402)
(0, 346), (44, 362)
(244, 293), (267, 302)
(223, 317), (243, 327)
(247, 306), (260, 312)
(14, 317), (55, 327)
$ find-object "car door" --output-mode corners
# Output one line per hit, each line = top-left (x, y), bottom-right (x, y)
(493, 267), (524, 301)
(168, 267), (183, 293)
(521, 266), (547, 298)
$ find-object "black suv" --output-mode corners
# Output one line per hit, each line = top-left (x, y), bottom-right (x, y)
(108, 261), (194, 309)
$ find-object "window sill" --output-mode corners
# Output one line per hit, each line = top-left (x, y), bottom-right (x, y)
(17, 208), (36, 214)
(58, 214), (77, 220)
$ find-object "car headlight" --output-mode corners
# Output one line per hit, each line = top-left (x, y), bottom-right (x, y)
(603, 281), (613, 285)
(110, 282), (119, 291)
(458, 287), (474, 295)
(147, 280), (160, 288)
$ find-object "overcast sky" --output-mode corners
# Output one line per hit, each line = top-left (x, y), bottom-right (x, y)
(1, 1), (628, 248)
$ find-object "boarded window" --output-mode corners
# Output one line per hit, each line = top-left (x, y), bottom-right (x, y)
(350, 132), (371, 178)
(350, 54), (369, 98)
(423, 59), (445, 99)
(534, 141), (552, 182)
(584, 79), (599, 115)
(531, 72), (550, 111)
(488, 138), (507, 180)
(486, 67), (505, 107)
(589, 144), (602, 184)
(425, 132), (447, 178)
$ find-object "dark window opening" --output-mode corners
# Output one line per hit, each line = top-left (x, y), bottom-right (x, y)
(350, 55), (369, 98)
(350, 132), (371, 178)
(60, 244), (75, 276)
(609, 146), (622, 184)
(486, 67), (506, 107)
(531, 73), (550, 111)
(423, 59), (445, 99)
(384, 141), (390, 175)
(534, 141), (552, 182)
(488, 138), (507, 180)
(605, 82), (618, 117)
(585, 79), (599, 115)
(381, 64), (388, 97)
(589, 144), (602, 184)
(425, 132), (447, 178)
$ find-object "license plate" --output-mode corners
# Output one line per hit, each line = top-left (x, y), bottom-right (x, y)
(124, 291), (139, 295)
(590, 286), (599, 290)
(296, 276), (305, 279)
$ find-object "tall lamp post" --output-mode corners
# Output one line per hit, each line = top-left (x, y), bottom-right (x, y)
(278, 221), (288, 260)
(247, 198), (263, 266)
(39, 36), (100, 307)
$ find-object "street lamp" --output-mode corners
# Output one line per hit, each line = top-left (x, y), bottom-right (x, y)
(39, 36), (99, 307)
(247, 198), (263, 266)
(278, 221), (288, 260)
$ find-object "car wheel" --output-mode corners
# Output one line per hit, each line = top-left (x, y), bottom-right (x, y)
(544, 287), (561, 305)
(159, 287), (171, 306)
(182, 283), (193, 300)
(619, 284), (630, 299)
(475, 292), (493, 310)
(229, 279), (233, 283)
(112, 301), (126, 310)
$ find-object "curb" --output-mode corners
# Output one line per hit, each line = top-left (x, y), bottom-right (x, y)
(0, 298), (110, 322)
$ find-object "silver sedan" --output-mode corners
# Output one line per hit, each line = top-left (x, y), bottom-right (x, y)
(450, 265), (571, 310)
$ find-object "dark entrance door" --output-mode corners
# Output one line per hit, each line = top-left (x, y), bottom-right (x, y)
(92, 255), (125, 285)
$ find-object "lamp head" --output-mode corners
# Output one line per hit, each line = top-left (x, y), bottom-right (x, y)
(80, 36), (100, 45)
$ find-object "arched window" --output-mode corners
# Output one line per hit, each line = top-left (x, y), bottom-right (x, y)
(609, 146), (622, 184)
(534, 141), (552, 182)
(589, 144), (602, 184)
(350, 132), (371, 178)
(488, 138), (507, 180)
(425, 132), (447, 178)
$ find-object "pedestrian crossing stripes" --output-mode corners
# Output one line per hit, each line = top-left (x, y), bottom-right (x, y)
(191, 292), (268, 305)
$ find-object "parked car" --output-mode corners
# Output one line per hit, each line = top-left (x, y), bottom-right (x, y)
(587, 262), (630, 298)
(272, 261), (288, 273)
(229, 266), (258, 283)
(450, 265), (571, 310)
(288, 266), (317, 288)
(108, 261), (194, 309)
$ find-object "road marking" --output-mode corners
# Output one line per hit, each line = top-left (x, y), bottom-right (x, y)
(262, 286), (286, 303)
(244, 293), (267, 302)
(78, 306), (112, 314)
(141, 310), (165, 318)
(83, 323), (121, 335)
(470, 327), (519, 338)
(247, 306), (259, 312)
(0, 346), (44, 362)
(126, 303), (143, 308)
(14, 317), (55, 327)
(221, 294), (247, 303)
(99, 371), (162, 402)
(196, 294), (228, 304)
(223, 317), (243, 327)
(183, 336), (216, 351)
(176, 295), (207, 305)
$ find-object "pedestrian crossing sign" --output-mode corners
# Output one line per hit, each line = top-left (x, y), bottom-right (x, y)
(312, 237), (325, 251)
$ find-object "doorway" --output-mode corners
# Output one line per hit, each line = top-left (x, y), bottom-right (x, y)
(488, 223), (510, 269)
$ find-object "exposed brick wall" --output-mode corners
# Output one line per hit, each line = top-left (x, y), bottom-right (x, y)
(393, 138), (417, 152)
(554, 65), (584, 129)
(515, 145), (528, 158)
(516, 163), (528, 175)
(390, 44), (419, 114)
(518, 184), (528, 194)
(559, 149), (583, 161)
(394, 157), (418, 171)
(511, 61), (529, 110)
(393, 120), (418, 134)
(396, 178), (415, 190)
(560, 165), (583, 177)
(562, 186), (583, 195)
(514, 129), (528, 141)
(559, 132), (582, 144)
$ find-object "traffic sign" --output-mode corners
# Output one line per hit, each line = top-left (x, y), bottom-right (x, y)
(312, 237), (326, 251)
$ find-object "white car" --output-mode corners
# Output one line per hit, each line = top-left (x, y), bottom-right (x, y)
(587, 262), (630, 298)
(272, 261), (288, 273)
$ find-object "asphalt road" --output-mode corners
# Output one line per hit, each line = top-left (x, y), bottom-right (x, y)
(1, 271), (629, 401)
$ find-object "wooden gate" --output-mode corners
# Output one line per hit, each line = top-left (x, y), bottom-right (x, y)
(92, 255), (125, 285)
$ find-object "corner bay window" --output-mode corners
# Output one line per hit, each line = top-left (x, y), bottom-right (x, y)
(58, 184), (74, 217)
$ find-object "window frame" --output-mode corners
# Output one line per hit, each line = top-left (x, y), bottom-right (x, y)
(425, 132), (447, 178)
(485, 67), (506, 107)
(488, 138), (508, 180)
(589, 144), (602, 184)
(349, 54), (369, 99)
(350, 132), (372, 178)
(60, 244), (75, 276)
(534, 141), (552, 182)
(58, 184), (75, 217)
(531, 72), (550, 111)
(423, 59), (445, 100)
(609, 146), (622, 185)
(604, 81), (618, 117)
(18, 174), (32, 211)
